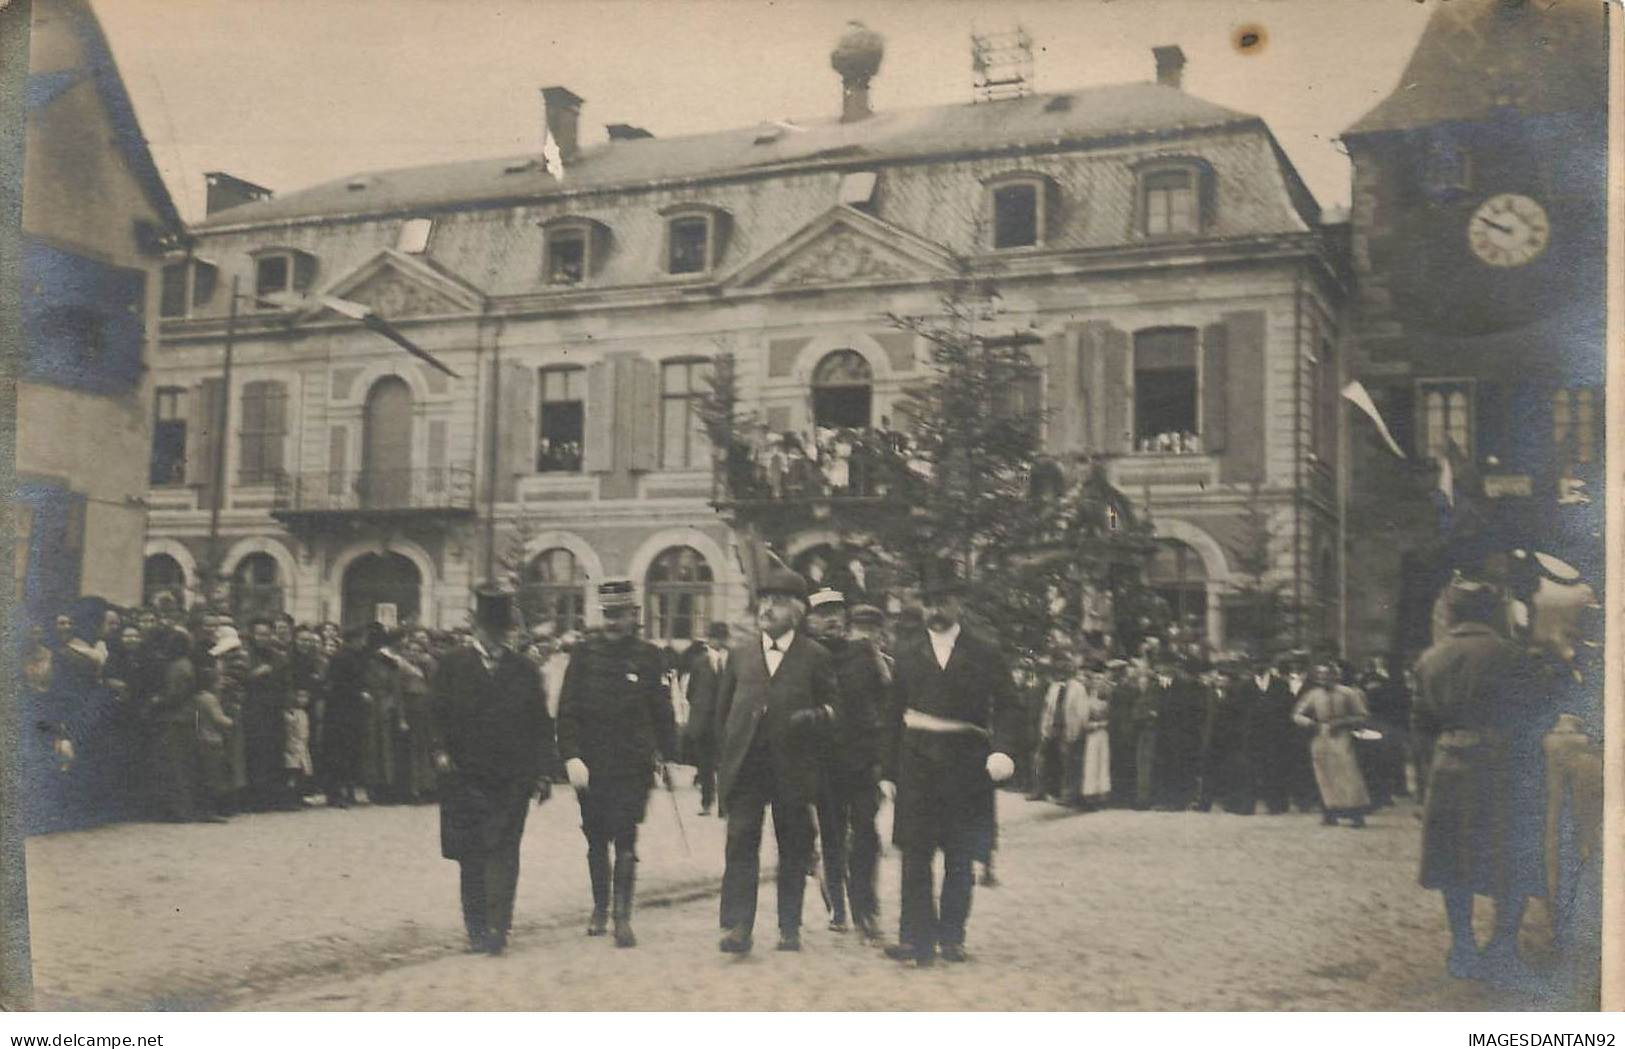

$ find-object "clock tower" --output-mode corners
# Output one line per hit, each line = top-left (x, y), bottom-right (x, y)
(1340, 0), (1606, 660)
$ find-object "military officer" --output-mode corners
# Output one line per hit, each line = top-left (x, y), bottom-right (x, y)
(555, 580), (678, 948)
(880, 578), (1020, 966)
(715, 566), (841, 954)
(430, 585), (556, 955)
(805, 587), (887, 941)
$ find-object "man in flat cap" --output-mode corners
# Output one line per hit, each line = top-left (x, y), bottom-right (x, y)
(715, 565), (841, 953)
(805, 587), (887, 941)
(555, 579), (677, 948)
(431, 583), (557, 955)
(880, 577), (1020, 966)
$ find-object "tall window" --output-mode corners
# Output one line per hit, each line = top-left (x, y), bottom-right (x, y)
(991, 181), (1040, 249)
(646, 546), (713, 642)
(1552, 387), (1598, 465)
(522, 548), (587, 632)
(159, 259), (217, 319)
(667, 216), (711, 275)
(544, 226), (588, 285)
(1147, 539), (1207, 640)
(660, 358), (712, 470)
(239, 380), (288, 485)
(150, 386), (188, 485)
(811, 350), (874, 430)
(1142, 169), (1198, 236)
(230, 552), (283, 622)
(537, 365), (585, 472)
(1133, 327), (1199, 450)
(1420, 381), (1472, 460)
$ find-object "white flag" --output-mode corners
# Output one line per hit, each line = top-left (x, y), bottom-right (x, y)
(542, 127), (566, 182)
(1341, 380), (1406, 459)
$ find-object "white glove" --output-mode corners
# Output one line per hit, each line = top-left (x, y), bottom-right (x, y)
(985, 752), (1015, 783)
(565, 758), (590, 791)
(878, 780), (896, 802)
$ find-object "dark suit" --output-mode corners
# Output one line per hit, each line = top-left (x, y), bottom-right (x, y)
(683, 645), (726, 813)
(882, 627), (1018, 958)
(431, 641), (555, 948)
(715, 631), (840, 938)
(1238, 673), (1296, 813)
(815, 636), (887, 926)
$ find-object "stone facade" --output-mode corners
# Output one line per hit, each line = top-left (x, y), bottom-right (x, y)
(144, 61), (1346, 649)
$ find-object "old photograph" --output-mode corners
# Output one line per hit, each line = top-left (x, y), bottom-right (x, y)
(1, 0), (1614, 1021)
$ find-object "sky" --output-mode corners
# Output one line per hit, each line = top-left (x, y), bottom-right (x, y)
(90, 0), (1437, 223)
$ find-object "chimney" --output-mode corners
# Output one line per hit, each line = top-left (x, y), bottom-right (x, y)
(830, 22), (885, 123)
(540, 86), (584, 161)
(605, 123), (653, 141)
(1152, 45), (1186, 90)
(203, 171), (273, 216)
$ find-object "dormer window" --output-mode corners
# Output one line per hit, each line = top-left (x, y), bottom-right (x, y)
(541, 216), (609, 286)
(159, 257), (218, 318)
(1134, 158), (1213, 238)
(396, 218), (434, 255)
(984, 173), (1056, 251)
(660, 205), (730, 276)
(251, 248), (317, 308)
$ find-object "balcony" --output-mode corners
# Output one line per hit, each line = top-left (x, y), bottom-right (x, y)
(271, 465), (476, 525)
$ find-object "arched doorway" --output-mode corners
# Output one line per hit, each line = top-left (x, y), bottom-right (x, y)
(362, 376), (413, 508)
(342, 552), (421, 629)
(231, 552), (284, 622)
(521, 547), (587, 633)
(811, 350), (873, 431)
(1147, 539), (1208, 641)
(143, 554), (186, 611)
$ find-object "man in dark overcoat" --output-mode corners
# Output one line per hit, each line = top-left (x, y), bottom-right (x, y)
(715, 566), (840, 954)
(805, 587), (886, 940)
(1413, 578), (1546, 985)
(430, 585), (556, 955)
(1239, 658), (1295, 814)
(879, 580), (1020, 967)
(682, 620), (731, 816)
(321, 626), (370, 808)
(555, 579), (677, 948)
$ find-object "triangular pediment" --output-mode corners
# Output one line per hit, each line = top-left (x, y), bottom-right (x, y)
(727, 206), (958, 291)
(305, 250), (485, 320)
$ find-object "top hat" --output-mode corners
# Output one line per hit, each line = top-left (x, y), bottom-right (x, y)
(756, 565), (808, 599)
(473, 582), (519, 631)
(807, 587), (847, 610)
(597, 578), (639, 611)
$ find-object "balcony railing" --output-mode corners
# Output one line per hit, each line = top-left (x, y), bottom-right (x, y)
(272, 465), (476, 515)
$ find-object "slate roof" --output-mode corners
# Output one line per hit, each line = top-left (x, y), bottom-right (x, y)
(1345, 0), (1607, 137)
(197, 82), (1256, 229)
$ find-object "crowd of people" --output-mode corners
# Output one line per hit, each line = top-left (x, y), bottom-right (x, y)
(721, 420), (927, 502)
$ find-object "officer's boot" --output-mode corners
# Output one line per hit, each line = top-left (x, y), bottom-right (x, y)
(612, 842), (637, 948)
(586, 840), (610, 936)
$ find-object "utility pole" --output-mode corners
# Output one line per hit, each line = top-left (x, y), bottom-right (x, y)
(203, 274), (239, 607)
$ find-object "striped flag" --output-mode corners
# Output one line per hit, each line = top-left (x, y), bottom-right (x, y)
(320, 295), (460, 378)
(1341, 380), (1405, 459)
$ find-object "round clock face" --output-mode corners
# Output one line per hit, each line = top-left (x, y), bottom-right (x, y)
(1467, 193), (1550, 268)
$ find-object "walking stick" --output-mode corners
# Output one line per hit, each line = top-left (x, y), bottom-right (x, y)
(661, 764), (692, 857)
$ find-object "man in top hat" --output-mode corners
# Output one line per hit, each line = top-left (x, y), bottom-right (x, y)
(430, 584), (557, 955)
(682, 620), (732, 817)
(805, 587), (887, 940)
(555, 579), (677, 948)
(715, 565), (841, 954)
(880, 577), (1020, 966)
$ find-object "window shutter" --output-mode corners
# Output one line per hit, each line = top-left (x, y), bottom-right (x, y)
(189, 379), (223, 507)
(583, 360), (614, 473)
(1217, 310), (1266, 483)
(628, 357), (660, 472)
(328, 425), (348, 503)
(1041, 329), (1075, 453)
(428, 419), (448, 493)
(1201, 322), (1228, 452)
(497, 362), (536, 500)
(1101, 326), (1131, 454)
(292, 251), (318, 292)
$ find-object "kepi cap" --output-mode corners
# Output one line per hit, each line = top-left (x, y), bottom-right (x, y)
(807, 587), (847, 610)
(597, 578), (638, 610)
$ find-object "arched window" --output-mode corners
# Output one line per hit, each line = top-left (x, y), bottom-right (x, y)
(812, 349), (873, 430)
(143, 554), (186, 611)
(521, 548), (587, 632)
(231, 552), (283, 622)
(1147, 539), (1207, 639)
(646, 546), (714, 642)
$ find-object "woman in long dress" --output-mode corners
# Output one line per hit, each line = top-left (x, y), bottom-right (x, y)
(1291, 662), (1372, 828)
(1078, 668), (1113, 809)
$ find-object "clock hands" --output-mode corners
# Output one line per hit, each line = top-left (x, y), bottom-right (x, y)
(1475, 215), (1515, 236)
